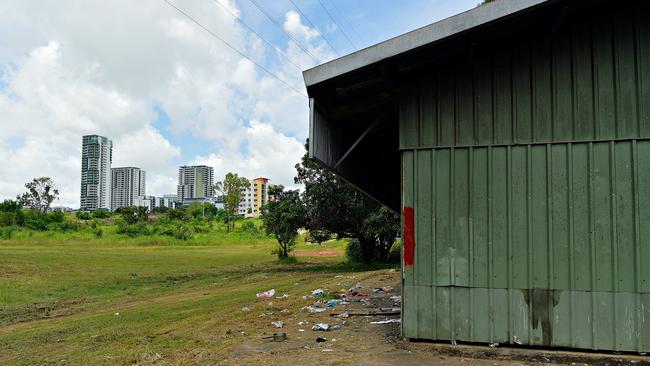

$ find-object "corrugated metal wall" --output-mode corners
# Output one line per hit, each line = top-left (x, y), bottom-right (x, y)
(400, 9), (650, 352)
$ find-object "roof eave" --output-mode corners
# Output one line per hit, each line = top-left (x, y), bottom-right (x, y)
(303, 0), (553, 88)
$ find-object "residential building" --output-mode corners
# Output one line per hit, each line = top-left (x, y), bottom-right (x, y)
(136, 196), (173, 212)
(177, 165), (214, 204)
(80, 135), (112, 211)
(163, 194), (177, 203)
(110, 167), (146, 211)
(238, 177), (269, 216)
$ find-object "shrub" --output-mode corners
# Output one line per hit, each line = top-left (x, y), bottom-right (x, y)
(116, 220), (152, 237)
(76, 211), (92, 220)
(92, 210), (111, 219)
(170, 222), (194, 240)
(51, 220), (80, 232)
(0, 212), (18, 227)
(0, 226), (16, 240)
(345, 238), (364, 263)
(239, 220), (260, 235)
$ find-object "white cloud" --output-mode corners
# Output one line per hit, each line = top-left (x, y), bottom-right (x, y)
(191, 120), (304, 189)
(0, 1), (331, 207)
(284, 11), (321, 42)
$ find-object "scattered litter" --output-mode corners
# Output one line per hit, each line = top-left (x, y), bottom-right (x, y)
(348, 283), (361, 292)
(241, 307), (250, 312)
(299, 329), (305, 332)
(302, 295), (308, 301)
(373, 288), (384, 293)
(451, 340), (457, 346)
(298, 320), (308, 326)
(114, 312), (120, 317)
(326, 299), (340, 308)
(390, 295), (401, 302)
(335, 312), (349, 318)
(322, 348), (334, 352)
(303, 306), (327, 313)
(276, 294), (289, 299)
(330, 324), (342, 330)
(370, 319), (400, 324)
(489, 342), (499, 348)
(513, 336), (522, 345)
(267, 302), (273, 306)
(312, 289), (325, 297)
(256, 289), (276, 299)
(312, 323), (330, 331)
(334, 275), (343, 278)
(316, 337), (327, 342)
(330, 308), (399, 317)
(332, 338), (337, 342)
(280, 309), (289, 313)
(271, 321), (284, 328)
(262, 332), (287, 342)
(259, 311), (275, 317)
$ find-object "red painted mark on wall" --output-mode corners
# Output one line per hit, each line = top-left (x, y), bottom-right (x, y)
(403, 206), (415, 267)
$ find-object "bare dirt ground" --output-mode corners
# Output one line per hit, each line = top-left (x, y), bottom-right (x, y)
(294, 248), (340, 257)
(221, 270), (640, 366)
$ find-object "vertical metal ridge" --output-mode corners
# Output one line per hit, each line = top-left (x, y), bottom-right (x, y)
(567, 142), (576, 346)
(468, 147), (475, 341)
(526, 144), (533, 344)
(506, 145), (514, 341)
(411, 149), (422, 338)
(417, 81), (423, 147)
(571, 29), (577, 140)
(488, 146), (494, 341)
(632, 140), (642, 352)
(469, 147), (475, 287)
(633, 22), (642, 137)
(588, 142), (596, 349)
(613, 23), (621, 138)
(609, 141), (619, 347)
(546, 144), (554, 291)
(432, 148), (438, 339)
(592, 22), (602, 140)
(590, 25), (598, 141)
(450, 147), (456, 342)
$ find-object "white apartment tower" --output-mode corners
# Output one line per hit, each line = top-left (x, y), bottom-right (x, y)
(177, 165), (214, 204)
(111, 167), (146, 211)
(80, 135), (112, 211)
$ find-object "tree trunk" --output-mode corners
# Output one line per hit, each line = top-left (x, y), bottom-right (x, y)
(358, 236), (375, 265)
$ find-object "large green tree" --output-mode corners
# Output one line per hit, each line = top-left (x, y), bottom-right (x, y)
(17, 177), (59, 215)
(260, 187), (306, 258)
(214, 173), (250, 232)
(294, 142), (399, 264)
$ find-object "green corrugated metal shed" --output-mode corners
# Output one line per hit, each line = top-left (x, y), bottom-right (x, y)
(303, 0), (649, 352)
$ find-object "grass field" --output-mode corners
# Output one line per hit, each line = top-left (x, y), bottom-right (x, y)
(0, 220), (389, 365)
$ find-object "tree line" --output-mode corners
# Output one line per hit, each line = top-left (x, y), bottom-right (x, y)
(2, 141), (401, 264)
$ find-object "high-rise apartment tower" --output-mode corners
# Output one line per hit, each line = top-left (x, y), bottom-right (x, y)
(110, 167), (145, 211)
(80, 135), (112, 211)
(177, 165), (214, 204)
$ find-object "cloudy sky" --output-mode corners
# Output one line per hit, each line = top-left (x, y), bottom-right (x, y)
(0, 0), (476, 207)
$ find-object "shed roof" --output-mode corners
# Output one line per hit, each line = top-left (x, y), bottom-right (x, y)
(303, 0), (552, 88)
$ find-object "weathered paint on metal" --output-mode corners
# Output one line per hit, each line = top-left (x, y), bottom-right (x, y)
(400, 8), (650, 352)
(403, 206), (415, 267)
